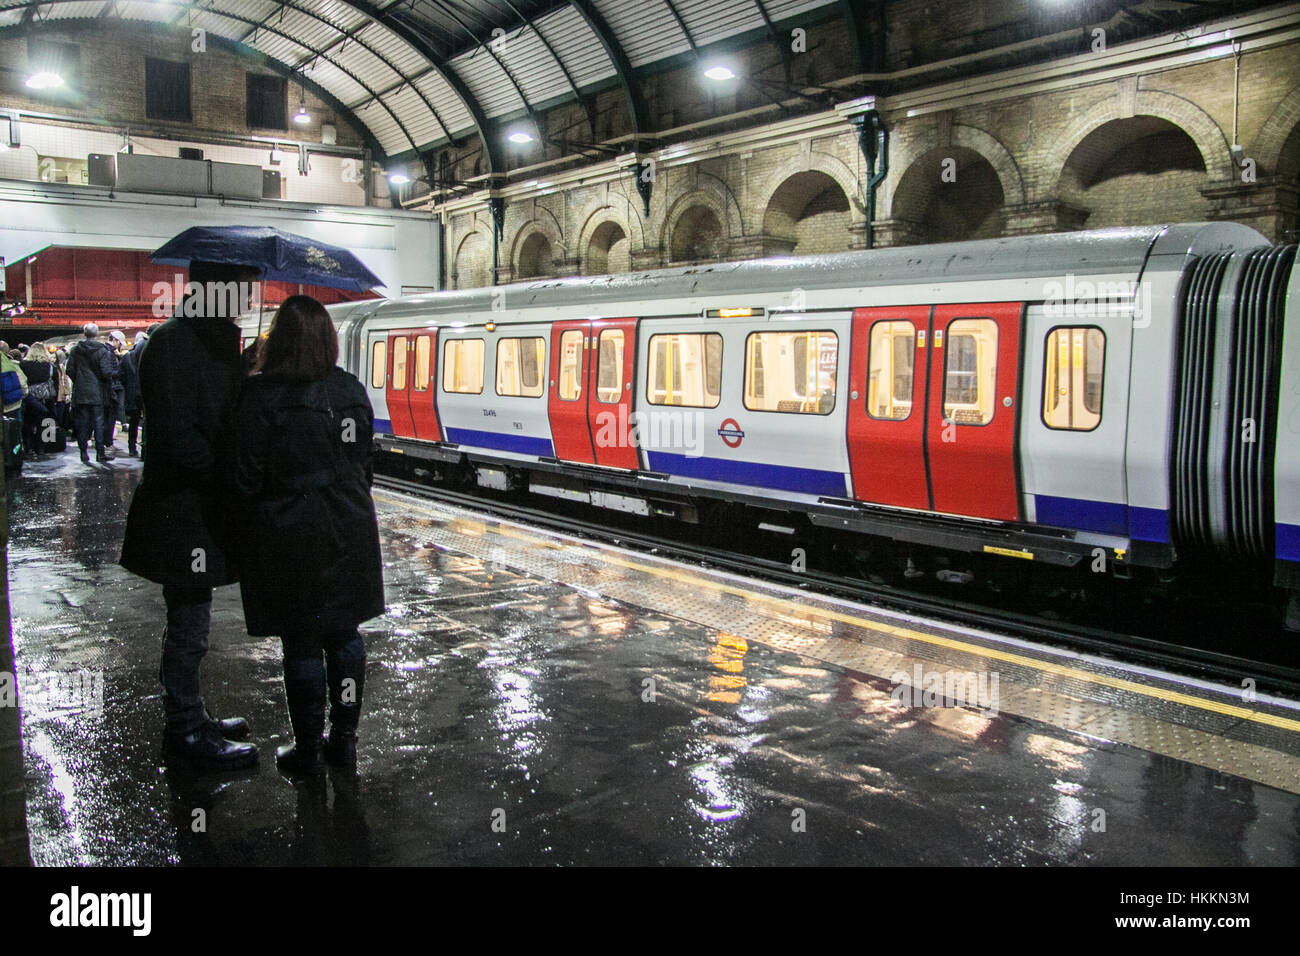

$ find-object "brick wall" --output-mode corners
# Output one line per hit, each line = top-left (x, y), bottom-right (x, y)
(0, 23), (365, 149)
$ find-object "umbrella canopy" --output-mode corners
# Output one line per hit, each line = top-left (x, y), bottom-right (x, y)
(151, 225), (384, 293)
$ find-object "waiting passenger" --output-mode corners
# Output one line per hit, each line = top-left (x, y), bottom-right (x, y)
(53, 348), (71, 430)
(231, 295), (384, 775)
(120, 261), (261, 772)
(65, 323), (115, 465)
(119, 332), (147, 456)
(19, 340), (59, 460)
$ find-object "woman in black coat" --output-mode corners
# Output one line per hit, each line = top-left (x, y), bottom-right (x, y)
(232, 295), (384, 774)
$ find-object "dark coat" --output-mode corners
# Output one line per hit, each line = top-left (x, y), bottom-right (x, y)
(66, 339), (114, 406)
(18, 359), (55, 402)
(106, 348), (125, 420)
(119, 342), (145, 413)
(231, 366), (384, 637)
(120, 315), (242, 588)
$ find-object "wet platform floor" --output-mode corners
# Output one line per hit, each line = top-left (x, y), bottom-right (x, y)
(6, 446), (1300, 865)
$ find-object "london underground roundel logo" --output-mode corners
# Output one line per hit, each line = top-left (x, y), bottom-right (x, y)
(718, 418), (745, 448)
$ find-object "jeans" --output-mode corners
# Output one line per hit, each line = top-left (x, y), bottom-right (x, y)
(160, 585), (214, 735)
(126, 410), (142, 452)
(73, 402), (107, 458)
(22, 396), (48, 453)
(281, 629), (366, 732)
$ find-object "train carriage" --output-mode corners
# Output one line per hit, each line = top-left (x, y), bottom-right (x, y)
(295, 222), (1299, 624)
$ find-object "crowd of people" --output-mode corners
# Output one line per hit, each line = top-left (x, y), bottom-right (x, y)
(0, 322), (155, 468)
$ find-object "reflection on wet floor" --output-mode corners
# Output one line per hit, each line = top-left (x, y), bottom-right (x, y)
(6, 455), (1300, 865)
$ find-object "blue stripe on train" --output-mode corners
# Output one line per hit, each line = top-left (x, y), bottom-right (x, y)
(1277, 524), (1300, 562)
(1034, 494), (1170, 542)
(374, 418), (392, 435)
(646, 450), (847, 496)
(444, 427), (554, 458)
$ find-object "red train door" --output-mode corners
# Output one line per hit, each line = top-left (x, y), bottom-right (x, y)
(407, 330), (441, 441)
(386, 331), (415, 438)
(925, 302), (1023, 520)
(549, 321), (595, 462)
(588, 318), (638, 469)
(847, 305), (932, 509)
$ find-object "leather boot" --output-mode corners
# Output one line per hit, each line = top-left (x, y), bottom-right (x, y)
(277, 676), (326, 775)
(163, 723), (259, 771)
(323, 648), (365, 767)
(207, 714), (251, 741)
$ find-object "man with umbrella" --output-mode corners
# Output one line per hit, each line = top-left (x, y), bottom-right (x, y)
(121, 227), (383, 773)
(121, 259), (262, 771)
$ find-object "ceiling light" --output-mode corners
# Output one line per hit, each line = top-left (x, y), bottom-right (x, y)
(293, 106), (310, 125)
(703, 66), (735, 81)
(388, 172), (410, 185)
(507, 131), (535, 144)
(26, 72), (64, 90)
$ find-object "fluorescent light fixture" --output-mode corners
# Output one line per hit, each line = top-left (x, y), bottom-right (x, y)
(703, 66), (735, 81)
(292, 106), (310, 125)
(388, 172), (411, 185)
(26, 72), (64, 90)
(507, 131), (535, 144)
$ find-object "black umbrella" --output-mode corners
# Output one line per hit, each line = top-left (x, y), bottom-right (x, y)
(152, 225), (384, 293)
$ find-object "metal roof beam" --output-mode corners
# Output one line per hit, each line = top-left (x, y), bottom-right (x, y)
(343, 0), (504, 177)
(0, 0), (421, 156)
(0, 12), (391, 166)
(567, 0), (650, 146)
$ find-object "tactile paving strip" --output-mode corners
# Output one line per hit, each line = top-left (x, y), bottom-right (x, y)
(375, 492), (1300, 795)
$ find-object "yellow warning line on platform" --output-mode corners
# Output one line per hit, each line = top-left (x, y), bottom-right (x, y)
(375, 491), (1300, 735)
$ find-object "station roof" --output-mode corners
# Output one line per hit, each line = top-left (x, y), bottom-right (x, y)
(0, 0), (840, 164)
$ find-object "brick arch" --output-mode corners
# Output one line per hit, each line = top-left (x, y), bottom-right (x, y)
(661, 187), (734, 261)
(756, 150), (864, 218)
(509, 217), (566, 276)
(452, 229), (490, 290)
(1044, 89), (1235, 192)
(1254, 81), (1300, 179)
(882, 123), (1024, 218)
(575, 201), (632, 258)
(575, 205), (632, 276)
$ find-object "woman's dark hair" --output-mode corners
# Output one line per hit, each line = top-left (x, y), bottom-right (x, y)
(259, 295), (337, 382)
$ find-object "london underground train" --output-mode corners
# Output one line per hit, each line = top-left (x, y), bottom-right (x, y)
(240, 222), (1300, 624)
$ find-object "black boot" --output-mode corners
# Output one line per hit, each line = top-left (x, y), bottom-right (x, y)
(323, 646), (365, 767)
(277, 675), (326, 776)
(163, 723), (259, 771)
(205, 712), (251, 741)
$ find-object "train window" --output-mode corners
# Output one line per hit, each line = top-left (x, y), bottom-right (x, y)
(743, 330), (838, 415)
(392, 336), (408, 391)
(1043, 327), (1104, 431)
(496, 337), (546, 398)
(867, 320), (915, 420)
(442, 338), (484, 394)
(413, 336), (431, 392)
(942, 319), (997, 426)
(558, 330), (583, 401)
(370, 340), (386, 389)
(647, 333), (722, 408)
(596, 329), (624, 403)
